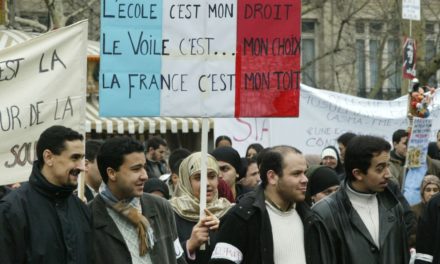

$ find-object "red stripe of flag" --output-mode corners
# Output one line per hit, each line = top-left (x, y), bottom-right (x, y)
(235, 1), (301, 117)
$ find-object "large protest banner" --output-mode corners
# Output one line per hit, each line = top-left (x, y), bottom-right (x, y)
(100, 0), (301, 117)
(215, 84), (440, 156)
(0, 21), (87, 185)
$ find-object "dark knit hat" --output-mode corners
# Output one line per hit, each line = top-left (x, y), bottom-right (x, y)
(143, 178), (170, 200)
(211, 147), (241, 174)
(306, 165), (340, 196)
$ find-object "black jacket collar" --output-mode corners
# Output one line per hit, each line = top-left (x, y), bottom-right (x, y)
(29, 162), (75, 199)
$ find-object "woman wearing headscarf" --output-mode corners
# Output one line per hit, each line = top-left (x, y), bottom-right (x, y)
(409, 175), (440, 248)
(320, 146), (344, 177)
(170, 152), (232, 264)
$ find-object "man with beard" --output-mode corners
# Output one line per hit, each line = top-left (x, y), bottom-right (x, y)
(210, 145), (332, 264)
(145, 136), (168, 179)
(0, 125), (92, 263)
(89, 136), (186, 264)
(312, 135), (409, 264)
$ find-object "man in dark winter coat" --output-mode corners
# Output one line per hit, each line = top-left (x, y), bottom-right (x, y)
(0, 185), (11, 200)
(312, 135), (409, 264)
(0, 125), (92, 264)
(415, 193), (440, 264)
(210, 145), (333, 264)
(90, 136), (187, 264)
(145, 136), (168, 179)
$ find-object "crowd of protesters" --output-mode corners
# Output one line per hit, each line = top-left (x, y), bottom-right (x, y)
(1, 125), (440, 264)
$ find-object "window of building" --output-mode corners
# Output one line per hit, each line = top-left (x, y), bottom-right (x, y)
(425, 21), (439, 87)
(387, 39), (401, 98)
(355, 20), (401, 99)
(301, 20), (317, 87)
(356, 40), (366, 97)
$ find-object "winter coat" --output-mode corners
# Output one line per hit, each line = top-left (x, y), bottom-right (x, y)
(389, 150), (406, 187)
(312, 183), (409, 264)
(0, 185), (11, 200)
(209, 187), (334, 264)
(146, 159), (168, 179)
(90, 193), (187, 264)
(0, 162), (92, 264)
(415, 193), (440, 264)
(174, 213), (221, 264)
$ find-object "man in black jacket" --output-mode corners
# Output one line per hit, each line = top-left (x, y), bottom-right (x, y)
(84, 139), (104, 202)
(415, 193), (440, 264)
(312, 135), (409, 264)
(0, 125), (92, 263)
(210, 145), (333, 264)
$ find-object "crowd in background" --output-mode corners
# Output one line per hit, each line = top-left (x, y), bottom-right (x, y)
(1, 125), (440, 264)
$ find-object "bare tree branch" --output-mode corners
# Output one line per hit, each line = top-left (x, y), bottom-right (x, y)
(44, 0), (66, 29)
(15, 16), (47, 31)
(65, 0), (98, 21)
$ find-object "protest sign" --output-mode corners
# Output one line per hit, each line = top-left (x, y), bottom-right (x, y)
(406, 118), (432, 168)
(100, 0), (301, 117)
(403, 118), (432, 205)
(403, 38), (416, 79)
(0, 21), (87, 185)
(215, 84), (440, 156)
(402, 0), (421, 21)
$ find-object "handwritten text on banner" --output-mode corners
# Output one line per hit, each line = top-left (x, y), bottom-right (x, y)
(100, 0), (301, 117)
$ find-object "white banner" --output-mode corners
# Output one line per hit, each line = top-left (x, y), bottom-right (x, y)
(402, 0), (421, 21)
(0, 21), (88, 185)
(215, 84), (440, 156)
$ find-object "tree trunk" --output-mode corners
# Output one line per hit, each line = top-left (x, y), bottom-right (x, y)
(44, 0), (66, 29)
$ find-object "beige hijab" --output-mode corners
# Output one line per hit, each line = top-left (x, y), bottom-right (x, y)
(170, 152), (232, 222)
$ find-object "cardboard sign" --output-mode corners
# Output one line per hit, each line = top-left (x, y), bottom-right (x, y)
(403, 38), (416, 79)
(402, 0), (421, 21)
(0, 21), (87, 185)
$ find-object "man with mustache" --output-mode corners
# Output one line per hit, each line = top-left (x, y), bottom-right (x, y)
(312, 135), (409, 264)
(0, 125), (92, 263)
(89, 136), (186, 264)
(210, 145), (332, 264)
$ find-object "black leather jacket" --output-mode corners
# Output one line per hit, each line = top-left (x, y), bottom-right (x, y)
(415, 193), (440, 264)
(209, 186), (334, 264)
(313, 182), (409, 264)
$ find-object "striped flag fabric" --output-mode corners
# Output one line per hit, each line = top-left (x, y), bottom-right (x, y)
(100, 0), (301, 117)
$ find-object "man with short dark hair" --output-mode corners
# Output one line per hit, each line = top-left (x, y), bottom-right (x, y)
(312, 135), (409, 264)
(84, 139), (103, 202)
(336, 132), (356, 163)
(210, 146), (332, 264)
(0, 125), (92, 263)
(390, 129), (440, 189)
(389, 129), (408, 187)
(90, 136), (186, 264)
(145, 136), (168, 179)
(154, 148), (191, 196)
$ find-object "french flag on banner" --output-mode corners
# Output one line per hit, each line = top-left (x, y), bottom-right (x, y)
(100, 0), (301, 117)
